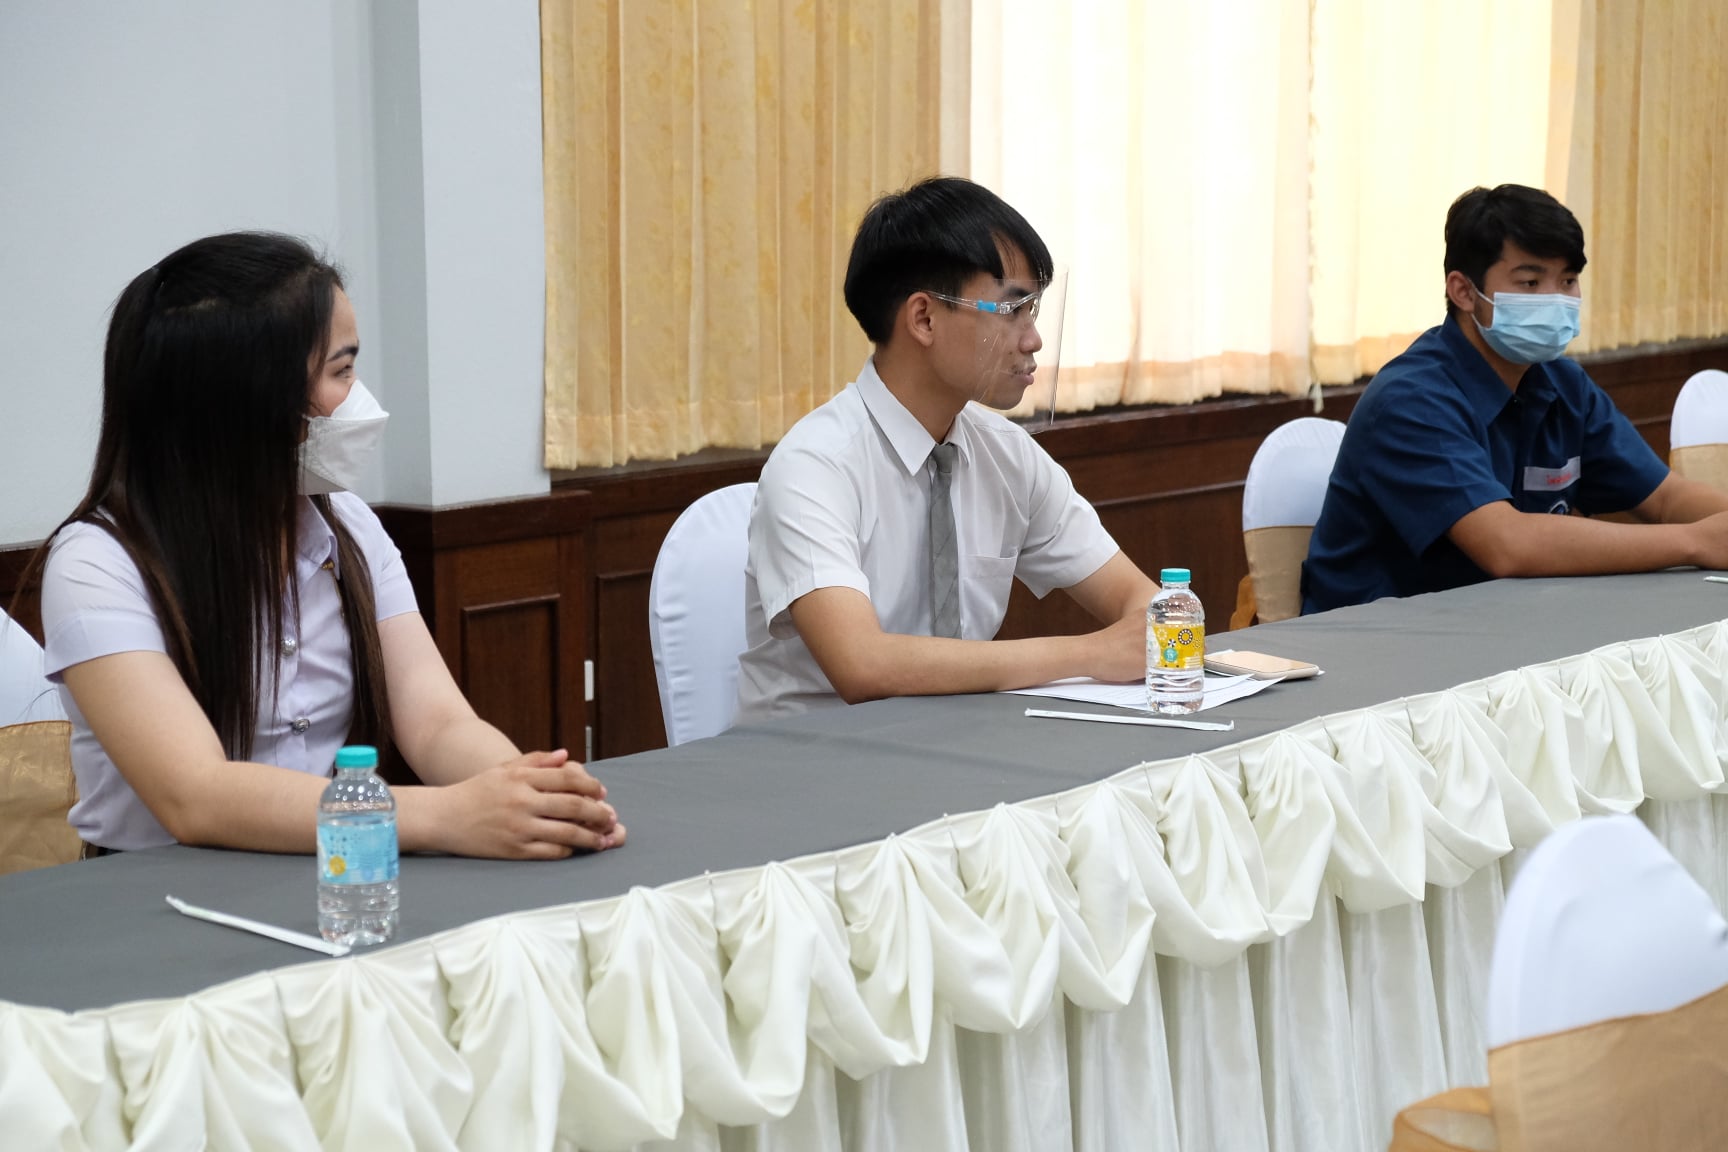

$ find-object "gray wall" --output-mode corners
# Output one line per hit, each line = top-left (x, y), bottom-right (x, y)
(0, 0), (549, 544)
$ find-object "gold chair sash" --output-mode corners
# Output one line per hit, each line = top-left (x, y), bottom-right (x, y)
(1392, 982), (1728, 1151)
(0, 720), (81, 875)
(1668, 445), (1728, 494)
(1243, 524), (1314, 624)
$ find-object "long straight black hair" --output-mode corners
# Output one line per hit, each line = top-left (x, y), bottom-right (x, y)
(21, 232), (391, 759)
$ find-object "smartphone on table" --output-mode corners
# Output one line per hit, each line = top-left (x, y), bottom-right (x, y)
(1204, 649), (1321, 680)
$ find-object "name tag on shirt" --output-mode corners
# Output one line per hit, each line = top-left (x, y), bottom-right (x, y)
(1523, 457), (1581, 493)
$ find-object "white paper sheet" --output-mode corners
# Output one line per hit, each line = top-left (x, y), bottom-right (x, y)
(1006, 672), (1276, 713)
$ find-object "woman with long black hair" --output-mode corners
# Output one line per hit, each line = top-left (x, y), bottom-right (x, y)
(29, 232), (625, 858)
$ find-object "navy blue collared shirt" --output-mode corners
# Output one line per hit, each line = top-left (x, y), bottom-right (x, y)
(1301, 316), (1668, 614)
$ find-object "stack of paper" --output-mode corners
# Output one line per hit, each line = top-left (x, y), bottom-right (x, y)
(1006, 671), (1275, 713)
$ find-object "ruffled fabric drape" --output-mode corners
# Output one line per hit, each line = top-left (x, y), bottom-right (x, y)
(5, 621), (1728, 1150)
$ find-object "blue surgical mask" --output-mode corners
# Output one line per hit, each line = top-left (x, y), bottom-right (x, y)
(1472, 285), (1581, 364)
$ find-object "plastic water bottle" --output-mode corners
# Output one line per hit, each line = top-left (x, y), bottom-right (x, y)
(317, 745), (399, 946)
(1147, 567), (1205, 715)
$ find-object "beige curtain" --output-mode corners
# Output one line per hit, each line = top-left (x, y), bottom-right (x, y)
(970, 1), (1561, 405)
(541, 0), (969, 470)
(1309, 0), (1557, 386)
(970, 0), (1312, 410)
(1312, 0), (1728, 378)
(543, 1), (1727, 467)
(1556, 0), (1728, 354)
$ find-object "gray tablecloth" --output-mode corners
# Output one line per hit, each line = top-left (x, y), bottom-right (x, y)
(4, 571), (1722, 1013)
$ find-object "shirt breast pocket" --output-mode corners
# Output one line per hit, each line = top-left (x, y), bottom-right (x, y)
(959, 554), (1018, 639)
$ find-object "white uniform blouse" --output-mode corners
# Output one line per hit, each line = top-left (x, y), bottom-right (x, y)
(40, 493), (418, 850)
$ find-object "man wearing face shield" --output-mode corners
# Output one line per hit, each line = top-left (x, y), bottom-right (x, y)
(1301, 184), (1728, 615)
(736, 177), (1158, 720)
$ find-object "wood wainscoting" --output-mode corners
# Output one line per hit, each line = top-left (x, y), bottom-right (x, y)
(371, 491), (593, 763)
(2, 340), (1722, 764)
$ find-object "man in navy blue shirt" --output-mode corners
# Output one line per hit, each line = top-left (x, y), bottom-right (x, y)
(1302, 184), (1728, 614)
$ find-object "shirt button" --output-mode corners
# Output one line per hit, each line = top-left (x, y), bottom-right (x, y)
(282, 637), (298, 655)
(290, 717), (311, 734)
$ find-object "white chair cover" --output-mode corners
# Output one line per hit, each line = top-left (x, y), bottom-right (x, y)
(0, 609), (64, 727)
(649, 483), (758, 746)
(1668, 369), (1728, 449)
(1241, 417), (1347, 531)
(1487, 814), (1728, 1047)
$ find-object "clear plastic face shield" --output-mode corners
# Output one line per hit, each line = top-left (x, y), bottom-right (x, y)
(927, 267), (1068, 433)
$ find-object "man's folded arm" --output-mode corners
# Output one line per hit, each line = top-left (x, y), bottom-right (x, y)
(1061, 550), (1159, 625)
(788, 585), (1147, 704)
(1447, 498), (1728, 578)
(1630, 472), (1728, 525)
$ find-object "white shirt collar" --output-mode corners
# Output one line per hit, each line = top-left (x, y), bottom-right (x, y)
(295, 496), (342, 580)
(855, 358), (970, 476)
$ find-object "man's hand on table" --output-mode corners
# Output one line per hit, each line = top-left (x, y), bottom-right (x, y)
(1684, 510), (1728, 570)
(1086, 612), (1153, 684)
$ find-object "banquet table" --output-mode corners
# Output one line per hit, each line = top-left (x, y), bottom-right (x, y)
(4, 571), (1727, 1151)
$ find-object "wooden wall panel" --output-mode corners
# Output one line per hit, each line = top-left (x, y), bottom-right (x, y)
(0, 541), (44, 641)
(1103, 483), (1249, 629)
(594, 571), (662, 757)
(461, 596), (559, 752)
(377, 493), (591, 765)
(1, 577), (40, 643)
(996, 481), (1250, 642)
(589, 510), (683, 758)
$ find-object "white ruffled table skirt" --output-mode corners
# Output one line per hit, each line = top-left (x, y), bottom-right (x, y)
(6, 620), (1728, 1150)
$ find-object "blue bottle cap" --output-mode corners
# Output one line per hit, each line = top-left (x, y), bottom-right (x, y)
(334, 745), (378, 769)
(1160, 567), (1192, 584)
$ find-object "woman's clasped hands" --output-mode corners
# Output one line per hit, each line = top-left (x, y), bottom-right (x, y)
(436, 749), (626, 860)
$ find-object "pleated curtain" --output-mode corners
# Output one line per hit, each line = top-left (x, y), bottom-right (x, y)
(1307, 0), (1558, 386)
(969, 0), (1313, 410)
(541, 0), (1728, 467)
(1556, 0), (1728, 355)
(540, 0), (969, 470)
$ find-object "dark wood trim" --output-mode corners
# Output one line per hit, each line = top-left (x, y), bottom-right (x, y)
(550, 384), (1375, 499)
(1092, 478), (1259, 511)
(2, 337), (1717, 571)
(547, 336), (1728, 490)
(596, 563), (655, 583)
(458, 592), (564, 614)
(0, 541), (46, 640)
(1578, 337), (1728, 376)
(373, 487), (592, 552)
(556, 456), (767, 516)
(0, 539), (44, 593)
(0, 488), (598, 599)
(1030, 386), (1364, 457)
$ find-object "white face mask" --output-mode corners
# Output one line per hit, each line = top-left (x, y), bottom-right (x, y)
(298, 380), (388, 495)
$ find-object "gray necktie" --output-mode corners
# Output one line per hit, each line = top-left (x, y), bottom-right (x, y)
(928, 442), (961, 638)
